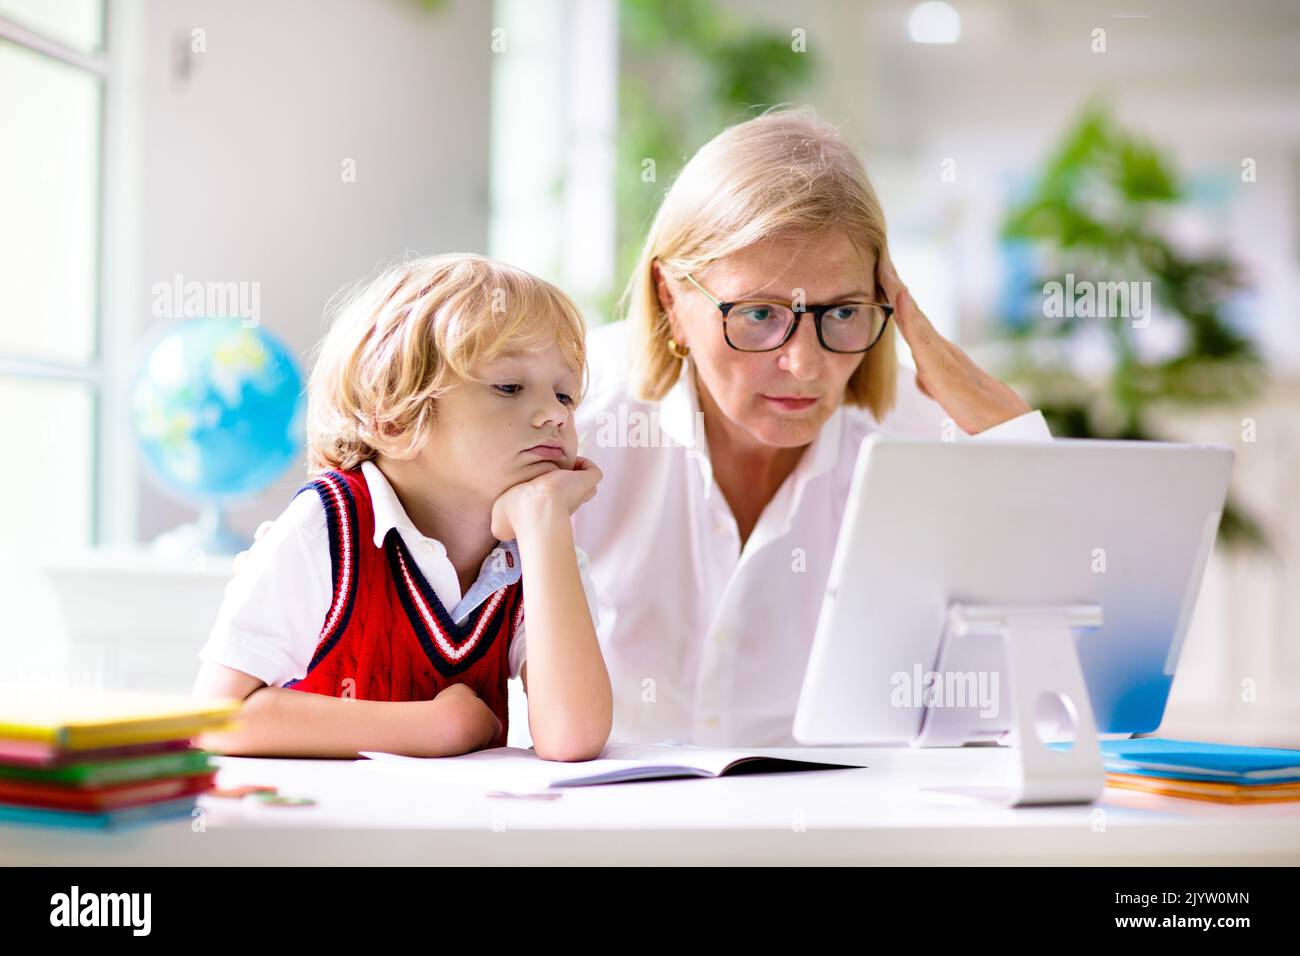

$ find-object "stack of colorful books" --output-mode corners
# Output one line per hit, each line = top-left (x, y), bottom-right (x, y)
(1097, 737), (1300, 804)
(0, 687), (241, 828)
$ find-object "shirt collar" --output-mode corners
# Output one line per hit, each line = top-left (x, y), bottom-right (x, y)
(458, 537), (523, 616)
(659, 360), (706, 450)
(361, 459), (435, 551)
(659, 362), (714, 492)
(801, 401), (844, 482)
(358, 461), (522, 619)
(359, 459), (520, 567)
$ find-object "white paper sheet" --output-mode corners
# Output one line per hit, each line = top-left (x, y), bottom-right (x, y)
(357, 742), (823, 793)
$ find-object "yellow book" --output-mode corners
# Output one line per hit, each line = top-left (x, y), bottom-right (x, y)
(0, 687), (241, 751)
(1107, 772), (1300, 804)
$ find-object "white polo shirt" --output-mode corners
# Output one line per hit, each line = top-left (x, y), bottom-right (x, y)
(571, 320), (1053, 747)
(198, 459), (600, 689)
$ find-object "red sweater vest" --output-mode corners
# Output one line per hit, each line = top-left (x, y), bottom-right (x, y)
(283, 468), (523, 746)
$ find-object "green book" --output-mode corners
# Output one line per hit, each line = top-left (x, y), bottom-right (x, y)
(0, 748), (215, 788)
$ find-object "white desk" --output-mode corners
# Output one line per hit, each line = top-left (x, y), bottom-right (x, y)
(6, 746), (1300, 865)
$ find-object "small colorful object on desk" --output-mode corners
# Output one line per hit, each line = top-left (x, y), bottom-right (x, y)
(208, 784), (316, 806)
(209, 784), (279, 800)
(250, 791), (316, 807)
(0, 686), (241, 829)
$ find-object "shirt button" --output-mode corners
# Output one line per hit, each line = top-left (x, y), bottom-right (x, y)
(703, 716), (720, 728)
(420, 541), (434, 553)
(712, 630), (729, 646)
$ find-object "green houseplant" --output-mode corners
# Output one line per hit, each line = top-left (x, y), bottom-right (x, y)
(616, 0), (814, 294)
(999, 102), (1265, 548)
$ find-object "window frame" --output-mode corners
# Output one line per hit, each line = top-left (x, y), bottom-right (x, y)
(0, 3), (109, 547)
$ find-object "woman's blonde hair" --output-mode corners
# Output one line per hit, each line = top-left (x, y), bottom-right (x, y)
(307, 253), (587, 473)
(624, 107), (897, 421)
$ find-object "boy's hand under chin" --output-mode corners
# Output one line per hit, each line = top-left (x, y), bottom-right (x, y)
(490, 456), (603, 541)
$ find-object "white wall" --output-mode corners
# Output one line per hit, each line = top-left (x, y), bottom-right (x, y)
(120, 0), (494, 544)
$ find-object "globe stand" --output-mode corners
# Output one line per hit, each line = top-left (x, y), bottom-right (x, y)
(150, 502), (247, 558)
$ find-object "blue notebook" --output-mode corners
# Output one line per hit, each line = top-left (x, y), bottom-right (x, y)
(0, 795), (199, 830)
(1049, 737), (1300, 785)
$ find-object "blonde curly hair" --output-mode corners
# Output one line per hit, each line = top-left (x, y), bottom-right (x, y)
(306, 253), (587, 473)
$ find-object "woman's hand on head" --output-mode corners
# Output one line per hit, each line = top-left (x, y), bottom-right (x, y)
(878, 249), (1033, 435)
(490, 456), (602, 541)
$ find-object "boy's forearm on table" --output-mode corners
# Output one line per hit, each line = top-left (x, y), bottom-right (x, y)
(514, 506), (612, 760)
(196, 686), (446, 758)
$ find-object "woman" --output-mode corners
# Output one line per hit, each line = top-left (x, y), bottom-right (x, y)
(572, 110), (1051, 747)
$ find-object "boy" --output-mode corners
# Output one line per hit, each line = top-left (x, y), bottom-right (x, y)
(192, 254), (611, 762)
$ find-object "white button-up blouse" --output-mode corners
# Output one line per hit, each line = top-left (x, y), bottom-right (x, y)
(572, 321), (1053, 747)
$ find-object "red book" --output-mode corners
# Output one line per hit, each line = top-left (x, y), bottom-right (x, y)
(0, 771), (218, 811)
(0, 737), (195, 768)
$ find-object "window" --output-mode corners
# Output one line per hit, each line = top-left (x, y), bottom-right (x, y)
(488, 0), (617, 324)
(0, 1), (106, 548)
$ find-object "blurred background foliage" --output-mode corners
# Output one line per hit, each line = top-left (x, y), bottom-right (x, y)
(615, 0), (814, 302)
(1000, 103), (1265, 548)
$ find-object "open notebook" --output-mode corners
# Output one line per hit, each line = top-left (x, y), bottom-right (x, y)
(359, 743), (862, 792)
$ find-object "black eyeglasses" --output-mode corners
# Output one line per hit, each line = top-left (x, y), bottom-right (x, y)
(684, 273), (893, 354)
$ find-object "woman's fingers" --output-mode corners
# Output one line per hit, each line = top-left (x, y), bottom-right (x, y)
(880, 249), (945, 360)
(878, 247), (904, 301)
(878, 247), (1031, 434)
(888, 281), (952, 384)
(879, 250), (938, 355)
